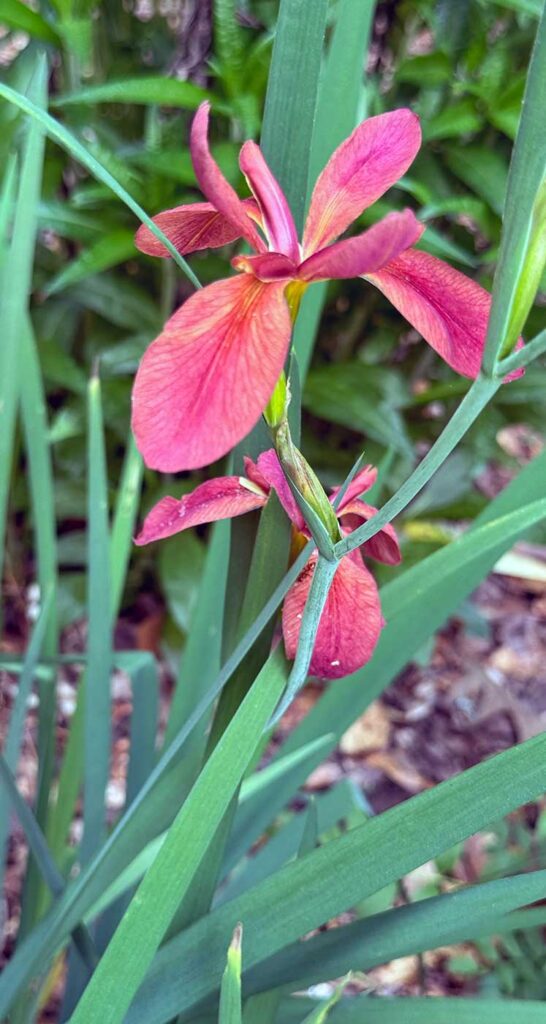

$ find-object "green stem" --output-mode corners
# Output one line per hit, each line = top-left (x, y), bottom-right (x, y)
(335, 374), (500, 558)
(270, 556), (338, 726)
(496, 327), (546, 375)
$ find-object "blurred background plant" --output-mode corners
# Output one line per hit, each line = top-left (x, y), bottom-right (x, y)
(1, 0), (546, 1021)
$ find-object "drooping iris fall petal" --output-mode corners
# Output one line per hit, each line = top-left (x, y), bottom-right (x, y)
(135, 476), (267, 545)
(282, 552), (383, 679)
(239, 140), (300, 261)
(366, 248), (524, 380)
(135, 199), (261, 258)
(302, 110), (421, 255)
(338, 500), (402, 565)
(299, 210), (424, 282)
(132, 274), (291, 472)
(190, 102), (265, 253)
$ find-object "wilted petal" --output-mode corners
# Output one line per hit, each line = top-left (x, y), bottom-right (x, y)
(339, 500), (401, 565)
(190, 102), (265, 252)
(330, 464), (377, 509)
(283, 552), (383, 679)
(366, 248), (524, 380)
(132, 275), (291, 472)
(256, 449), (305, 530)
(135, 476), (267, 545)
(232, 251), (297, 282)
(299, 210), (423, 282)
(135, 199), (261, 258)
(303, 110), (421, 255)
(239, 141), (300, 260)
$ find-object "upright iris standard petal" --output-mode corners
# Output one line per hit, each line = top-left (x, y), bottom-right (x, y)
(135, 476), (267, 545)
(190, 102), (265, 253)
(282, 552), (383, 679)
(239, 141), (300, 261)
(256, 449), (306, 531)
(132, 275), (291, 472)
(302, 110), (421, 255)
(135, 199), (261, 258)
(338, 500), (402, 565)
(299, 210), (424, 282)
(365, 248), (524, 380)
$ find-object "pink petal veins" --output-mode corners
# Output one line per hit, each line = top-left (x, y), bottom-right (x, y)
(366, 248), (525, 380)
(239, 140), (300, 260)
(299, 210), (423, 282)
(135, 476), (267, 545)
(338, 500), (402, 565)
(132, 275), (291, 472)
(135, 199), (261, 258)
(190, 102), (265, 253)
(282, 552), (384, 679)
(303, 109), (421, 255)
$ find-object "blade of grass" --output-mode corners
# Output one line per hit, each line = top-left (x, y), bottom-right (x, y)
(247, 869), (546, 995)
(126, 729), (546, 1022)
(0, 591), (54, 895)
(0, 488), (542, 1014)
(52, 76), (213, 109)
(261, 0), (328, 230)
(482, 2), (546, 370)
(0, 755), (97, 972)
(109, 435), (143, 617)
(329, 997), (546, 1022)
(0, 82), (202, 289)
(0, 56), (47, 594)
(219, 925), (243, 1024)
(293, 0), (376, 376)
(16, 318), (60, 935)
(68, 650), (289, 1024)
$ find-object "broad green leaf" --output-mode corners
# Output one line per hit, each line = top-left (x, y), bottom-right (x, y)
(44, 230), (136, 296)
(1, 0), (60, 45)
(303, 363), (412, 455)
(424, 99), (482, 141)
(159, 531), (206, 634)
(53, 77), (213, 109)
(69, 651), (289, 1024)
(443, 144), (508, 216)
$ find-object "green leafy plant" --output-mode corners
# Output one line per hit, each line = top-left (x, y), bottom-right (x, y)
(0, 1), (545, 1022)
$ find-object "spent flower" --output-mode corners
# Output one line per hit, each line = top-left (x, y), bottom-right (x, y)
(136, 452), (400, 679)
